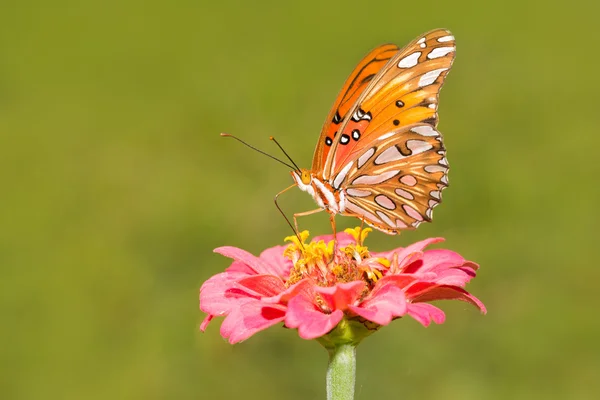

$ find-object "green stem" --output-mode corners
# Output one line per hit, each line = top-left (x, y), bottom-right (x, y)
(326, 343), (356, 400)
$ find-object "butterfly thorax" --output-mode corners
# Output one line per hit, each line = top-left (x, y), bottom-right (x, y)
(291, 169), (346, 214)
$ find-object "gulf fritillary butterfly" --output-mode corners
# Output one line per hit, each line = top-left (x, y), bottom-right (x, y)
(286, 29), (455, 235)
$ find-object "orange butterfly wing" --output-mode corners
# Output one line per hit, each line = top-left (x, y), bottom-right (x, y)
(311, 44), (399, 175)
(340, 124), (448, 233)
(318, 29), (455, 234)
(323, 29), (456, 179)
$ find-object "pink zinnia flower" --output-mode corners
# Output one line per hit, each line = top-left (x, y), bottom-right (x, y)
(200, 228), (485, 344)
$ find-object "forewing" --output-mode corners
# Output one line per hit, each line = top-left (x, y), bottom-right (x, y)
(331, 124), (448, 234)
(311, 44), (399, 174)
(324, 29), (455, 179)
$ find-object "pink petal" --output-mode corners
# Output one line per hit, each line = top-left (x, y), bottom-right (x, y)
(214, 246), (282, 277)
(200, 271), (259, 315)
(225, 260), (256, 274)
(285, 295), (344, 340)
(220, 300), (286, 344)
(314, 281), (366, 311)
(237, 275), (286, 297)
(200, 314), (214, 332)
(374, 274), (417, 290)
(349, 284), (407, 325)
(407, 282), (487, 313)
(372, 237), (444, 263)
(407, 303), (446, 326)
(259, 245), (293, 277)
(263, 278), (314, 304)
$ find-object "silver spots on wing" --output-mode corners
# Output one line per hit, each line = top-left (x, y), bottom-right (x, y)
(374, 194), (396, 210)
(352, 170), (400, 185)
(351, 108), (372, 122)
(398, 52), (421, 68)
(394, 188), (414, 200)
(376, 211), (396, 227)
(418, 68), (448, 87)
(346, 188), (370, 197)
(357, 148), (376, 169)
(406, 139), (433, 155)
(427, 46), (455, 59)
(340, 134), (350, 145)
(333, 161), (354, 189)
(352, 129), (361, 141)
(403, 204), (423, 221)
(437, 35), (455, 42)
(424, 165), (448, 173)
(400, 175), (417, 186)
(374, 146), (405, 165)
(411, 125), (439, 137)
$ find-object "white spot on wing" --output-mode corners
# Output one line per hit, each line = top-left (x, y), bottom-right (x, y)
(411, 125), (438, 137)
(352, 170), (400, 185)
(430, 190), (441, 200)
(345, 202), (382, 224)
(333, 161), (353, 189)
(406, 139), (433, 154)
(403, 204), (423, 221)
(417, 37), (426, 44)
(428, 103), (437, 109)
(378, 132), (396, 141)
(400, 175), (417, 186)
(357, 148), (375, 169)
(374, 194), (396, 210)
(427, 47), (455, 59)
(439, 157), (449, 166)
(346, 188), (370, 197)
(376, 211), (396, 227)
(441, 175), (449, 184)
(398, 52), (421, 68)
(396, 219), (408, 229)
(395, 188), (414, 200)
(424, 165), (448, 173)
(437, 35), (454, 42)
(375, 146), (405, 164)
(418, 68), (447, 87)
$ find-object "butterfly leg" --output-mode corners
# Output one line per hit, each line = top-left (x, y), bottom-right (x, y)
(293, 208), (324, 233)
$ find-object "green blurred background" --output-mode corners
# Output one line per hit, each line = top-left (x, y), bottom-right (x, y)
(2, 0), (599, 399)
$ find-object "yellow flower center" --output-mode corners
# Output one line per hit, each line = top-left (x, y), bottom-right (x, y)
(284, 227), (388, 288)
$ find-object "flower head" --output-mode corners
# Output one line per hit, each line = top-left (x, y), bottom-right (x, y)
(200, 228), (485, 344)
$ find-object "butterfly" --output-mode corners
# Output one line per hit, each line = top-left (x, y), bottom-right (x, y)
(287, 29), (455, 235)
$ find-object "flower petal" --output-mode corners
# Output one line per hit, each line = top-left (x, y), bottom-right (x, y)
(237, 275), (286, 297)
(314, 281), (366, 311)
(407, 303), (446, 326)
(285, 295), (344, 340)
(349, 284), (407, 325)
(200, 271), (258, 315)
(259, 245), (293, 277)
(220, 300), (286, 344)
(214, 246), (282, 277)
(199, 314), (214, 332)
(407, 282), (487, 313)
(262, 278), (314, 304)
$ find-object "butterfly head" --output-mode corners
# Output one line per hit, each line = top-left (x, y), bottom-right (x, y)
(291, 168), (313, 189)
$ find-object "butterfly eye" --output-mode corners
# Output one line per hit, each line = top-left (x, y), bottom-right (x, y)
(301, 170), (311, 184)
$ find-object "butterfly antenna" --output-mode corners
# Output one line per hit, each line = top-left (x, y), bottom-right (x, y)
(221, 133), (296, 170)
(274, 184), (305, 249)
(270, 137), (301, 172)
